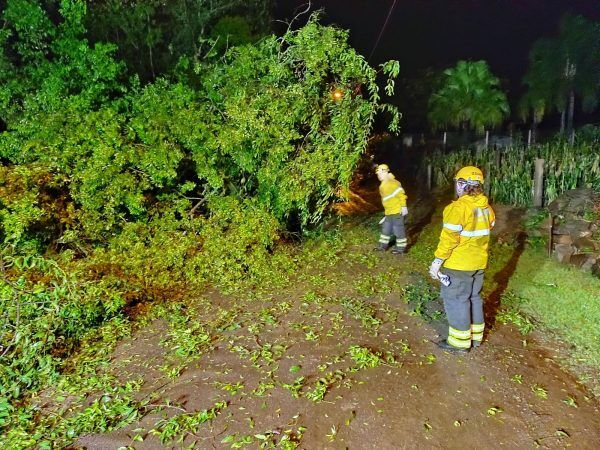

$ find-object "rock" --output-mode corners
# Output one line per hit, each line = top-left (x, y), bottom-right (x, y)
(583, 255), (599, 271)
(570, 253), (597, 271)
(592, 261), (600, 279)
(573, 237), (599, 252)
(574, 230), (594, 239)
(553, 234), (573, 245)
(554, 244), (575, 264)
(548, 188), (599, 216)
(542, 188), (599, 272)
(548, 198), (568, 216)
(553, 220), (592, 237)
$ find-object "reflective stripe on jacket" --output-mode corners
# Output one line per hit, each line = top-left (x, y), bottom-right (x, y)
(434, 194), (495, 271)
(379, 176), (407, 215)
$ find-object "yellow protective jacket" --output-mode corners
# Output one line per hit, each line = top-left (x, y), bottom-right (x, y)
(434, 194), (496, 271)
(379, 176), (407, 215)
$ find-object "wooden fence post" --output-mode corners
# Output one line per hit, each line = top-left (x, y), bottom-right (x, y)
(427, 164), (433, 191)
(533, 158), (545, 207)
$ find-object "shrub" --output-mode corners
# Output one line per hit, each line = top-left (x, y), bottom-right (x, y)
(0, 251), (127, 415)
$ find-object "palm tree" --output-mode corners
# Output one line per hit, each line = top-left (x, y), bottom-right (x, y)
(521, 15), (600, 143)
(518, 92), (545, 144)
(428, 60), (509, 136)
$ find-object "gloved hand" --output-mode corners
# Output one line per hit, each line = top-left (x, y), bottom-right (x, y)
(429, 258), (444, 280)
(401, 206), (408, 216)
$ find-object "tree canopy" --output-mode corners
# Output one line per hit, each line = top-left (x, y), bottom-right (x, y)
(84, 0), (272, 80)
(0, 1), (400, 248)
(428, 60), (509, 133)
(520, 14), (600, 129)
(0, 2), (402, 429)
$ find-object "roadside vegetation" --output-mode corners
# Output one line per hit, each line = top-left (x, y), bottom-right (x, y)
(1, 0), (599, 447)
(424, 130), (600, 207)
(0, 1), (401, 445)
(0, 217), (422, 448)
(506, 248), (600, 368)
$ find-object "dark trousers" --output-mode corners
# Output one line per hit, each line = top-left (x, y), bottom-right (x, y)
(379, 214), (407, 249)
(441, 268), (485, 348)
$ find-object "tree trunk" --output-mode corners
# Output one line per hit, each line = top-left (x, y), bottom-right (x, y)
(567, 89), (575, 144)
(427, 164), (433, 191)
(147, 11), (156, 80)
(560, 109), (565, 135)
(531, 111), (537, 144)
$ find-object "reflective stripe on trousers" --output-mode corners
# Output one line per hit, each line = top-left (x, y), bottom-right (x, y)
(381, 214), (406, 247)
(471, 323), (485, 342)
(448, 326), (471, 348)
(395, 237), (407, 248)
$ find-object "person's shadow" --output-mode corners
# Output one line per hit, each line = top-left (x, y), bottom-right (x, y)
(485, 222), (527, 328)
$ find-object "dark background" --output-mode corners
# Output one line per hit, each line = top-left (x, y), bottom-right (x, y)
(274, 0), (600, 131)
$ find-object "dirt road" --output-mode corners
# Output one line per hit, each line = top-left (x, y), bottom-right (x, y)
(75, 202), (600, 449)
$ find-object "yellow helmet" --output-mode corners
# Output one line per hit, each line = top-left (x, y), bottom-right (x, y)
(375, 164), (390, 173)
(454, 166), (484, 183)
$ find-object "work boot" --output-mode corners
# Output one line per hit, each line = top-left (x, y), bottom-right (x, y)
(374, 243), (388, 252)
(436, 339), (469, 354)
(472, 340), (482, 348)
(391, 246), (405, 255)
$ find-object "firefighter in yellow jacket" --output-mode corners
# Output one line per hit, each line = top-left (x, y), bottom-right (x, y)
(429, 166), (496, 353)
(375, 164), (408, 254)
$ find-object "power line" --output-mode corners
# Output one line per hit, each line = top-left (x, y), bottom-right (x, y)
(368, 0), (398, 61)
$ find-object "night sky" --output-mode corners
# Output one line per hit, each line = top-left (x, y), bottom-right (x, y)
(274, 0), (600, 129)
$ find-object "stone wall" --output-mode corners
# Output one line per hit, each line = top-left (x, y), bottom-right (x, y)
(547, 189), (600, 275)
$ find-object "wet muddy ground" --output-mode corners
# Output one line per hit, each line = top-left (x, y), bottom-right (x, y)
(73, 196), (600, 450)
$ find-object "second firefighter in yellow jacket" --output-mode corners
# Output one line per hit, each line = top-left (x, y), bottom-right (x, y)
(375, 164), (408, 254)
(429, 166), (495, 353)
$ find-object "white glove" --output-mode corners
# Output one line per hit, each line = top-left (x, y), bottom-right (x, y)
(401, 206), (408, 216)
(379, 216), (386, 225)
(429, 258), (444, 280)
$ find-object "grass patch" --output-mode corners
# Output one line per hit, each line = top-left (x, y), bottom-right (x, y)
(496, 291), (535, 334)
(408, 222), (441, 266)
(507, 247), (600, 367)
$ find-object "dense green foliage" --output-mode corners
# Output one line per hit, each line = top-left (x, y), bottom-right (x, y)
(428, 60), (509, 133)
(0, 252), (126, 403)
(1, 2), (399, 245)
(424, 130), (600, 206)
(0, 1), (400, 440)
